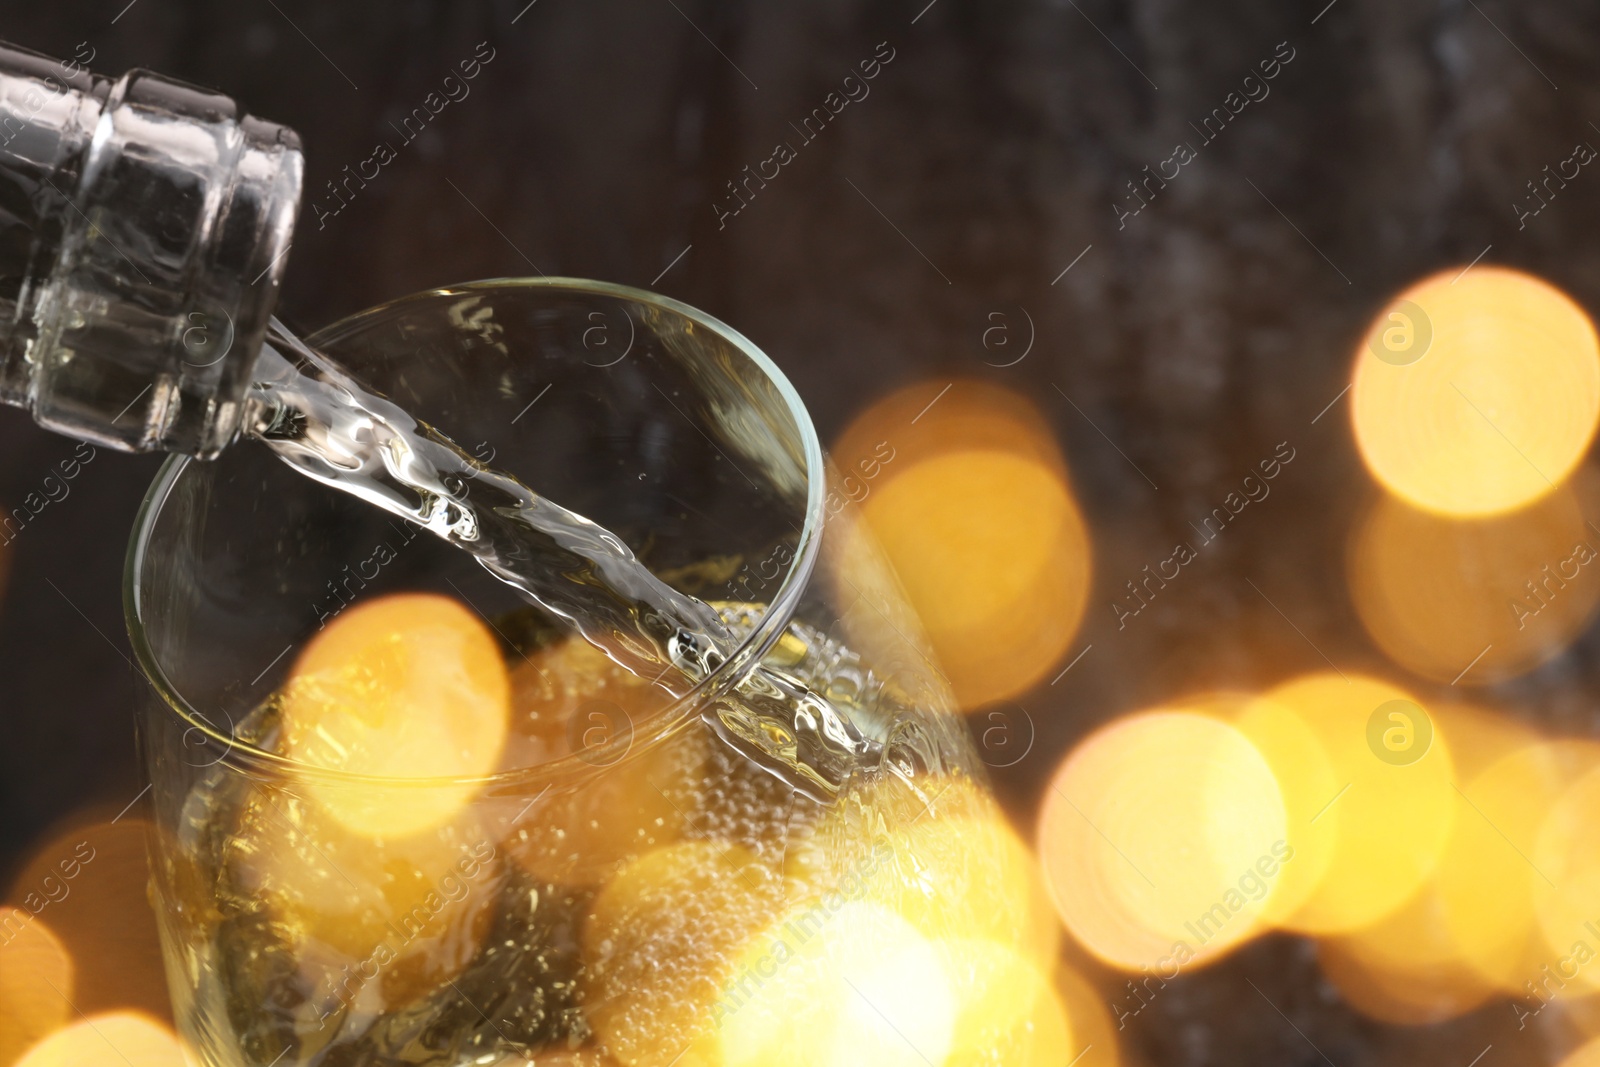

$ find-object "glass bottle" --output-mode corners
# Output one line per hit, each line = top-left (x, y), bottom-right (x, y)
(0, 39), (300, 457)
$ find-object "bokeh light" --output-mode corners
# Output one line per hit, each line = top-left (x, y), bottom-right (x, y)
(499, 744), (704, 890)
(1351, 267), (1600, 518)
(0, 911), (72, 1067)
(222, 789), (499, 1012)
(1263, 673), (1455, 935)
(498, 693), (706, 890)
(1224, 693), (1340, 927)
(939, 938), (1072, 1066)
(782, 773), (1060, 978)
(280, 592), (512, 838)
(494, 633), (706, 887)
(1313, 703), (1532, 1023)
(567, 769), (1070, 1066)
(485, 1051), (616, 1066)
(862, 777), (1061, 973)
(1316, 937), (1495, 1027)
(1348, 469), (1600, 684)
(1444, 738), (1600, 994)
(1562, 1035), (1600, 1067)
(6, 818), (167, 1024)
(484, 1051), (612, 1067)
(1533, 760), (1600, 997)
(717, 900), (955, 1067)
(580, 840), (780, 1067)
(1037, 710), (1287, 971)
(501, 634), (671, 771)
(831, 380), (1092, 710)
(14, 1012), (184, 1067)
(1054, 963), (1121, 1067)
(832, 378), (1066, 475)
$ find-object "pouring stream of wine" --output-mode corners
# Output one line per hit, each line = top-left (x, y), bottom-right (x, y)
(246, 318), (878, 798)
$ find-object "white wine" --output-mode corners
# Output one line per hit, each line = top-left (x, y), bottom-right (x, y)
(141, 286), (1056, 1067)
(170, 609), (982, 1067)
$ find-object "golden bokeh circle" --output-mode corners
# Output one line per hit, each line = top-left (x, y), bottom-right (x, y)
(1352, 267), (1600, 517)
(1262, 673), (1456, 935)
(830, 381), (1092, 710)
(0, 911), (73, 1066)
(1348, 471), (1600, 684)
(1037, 710), (1287, 971)
(280, 592), (512, 838)
(15, 1011), (184, 1067)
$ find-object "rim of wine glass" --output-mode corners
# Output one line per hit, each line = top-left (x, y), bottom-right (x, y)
(122, 275), (826, 788)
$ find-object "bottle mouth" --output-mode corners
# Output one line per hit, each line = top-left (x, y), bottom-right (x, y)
(123, 276), (827, 789)
(7, 55), (302, 457)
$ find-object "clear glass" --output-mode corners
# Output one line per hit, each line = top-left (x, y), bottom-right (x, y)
(0, 39), (301, 456)
(126, 280), (1056, 1067)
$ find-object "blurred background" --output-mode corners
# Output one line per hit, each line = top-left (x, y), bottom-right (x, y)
(5, 0), (1600, 1064)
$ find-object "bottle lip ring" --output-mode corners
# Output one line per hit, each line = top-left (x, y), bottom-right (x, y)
(122, 275), (827, 790)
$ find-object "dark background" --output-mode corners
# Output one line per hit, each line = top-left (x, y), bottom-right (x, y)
(3, 1), (1600, 1064)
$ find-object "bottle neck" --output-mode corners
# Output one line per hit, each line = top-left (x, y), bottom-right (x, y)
(0, 41), (302, 457)
(0, 44), (109, 406)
